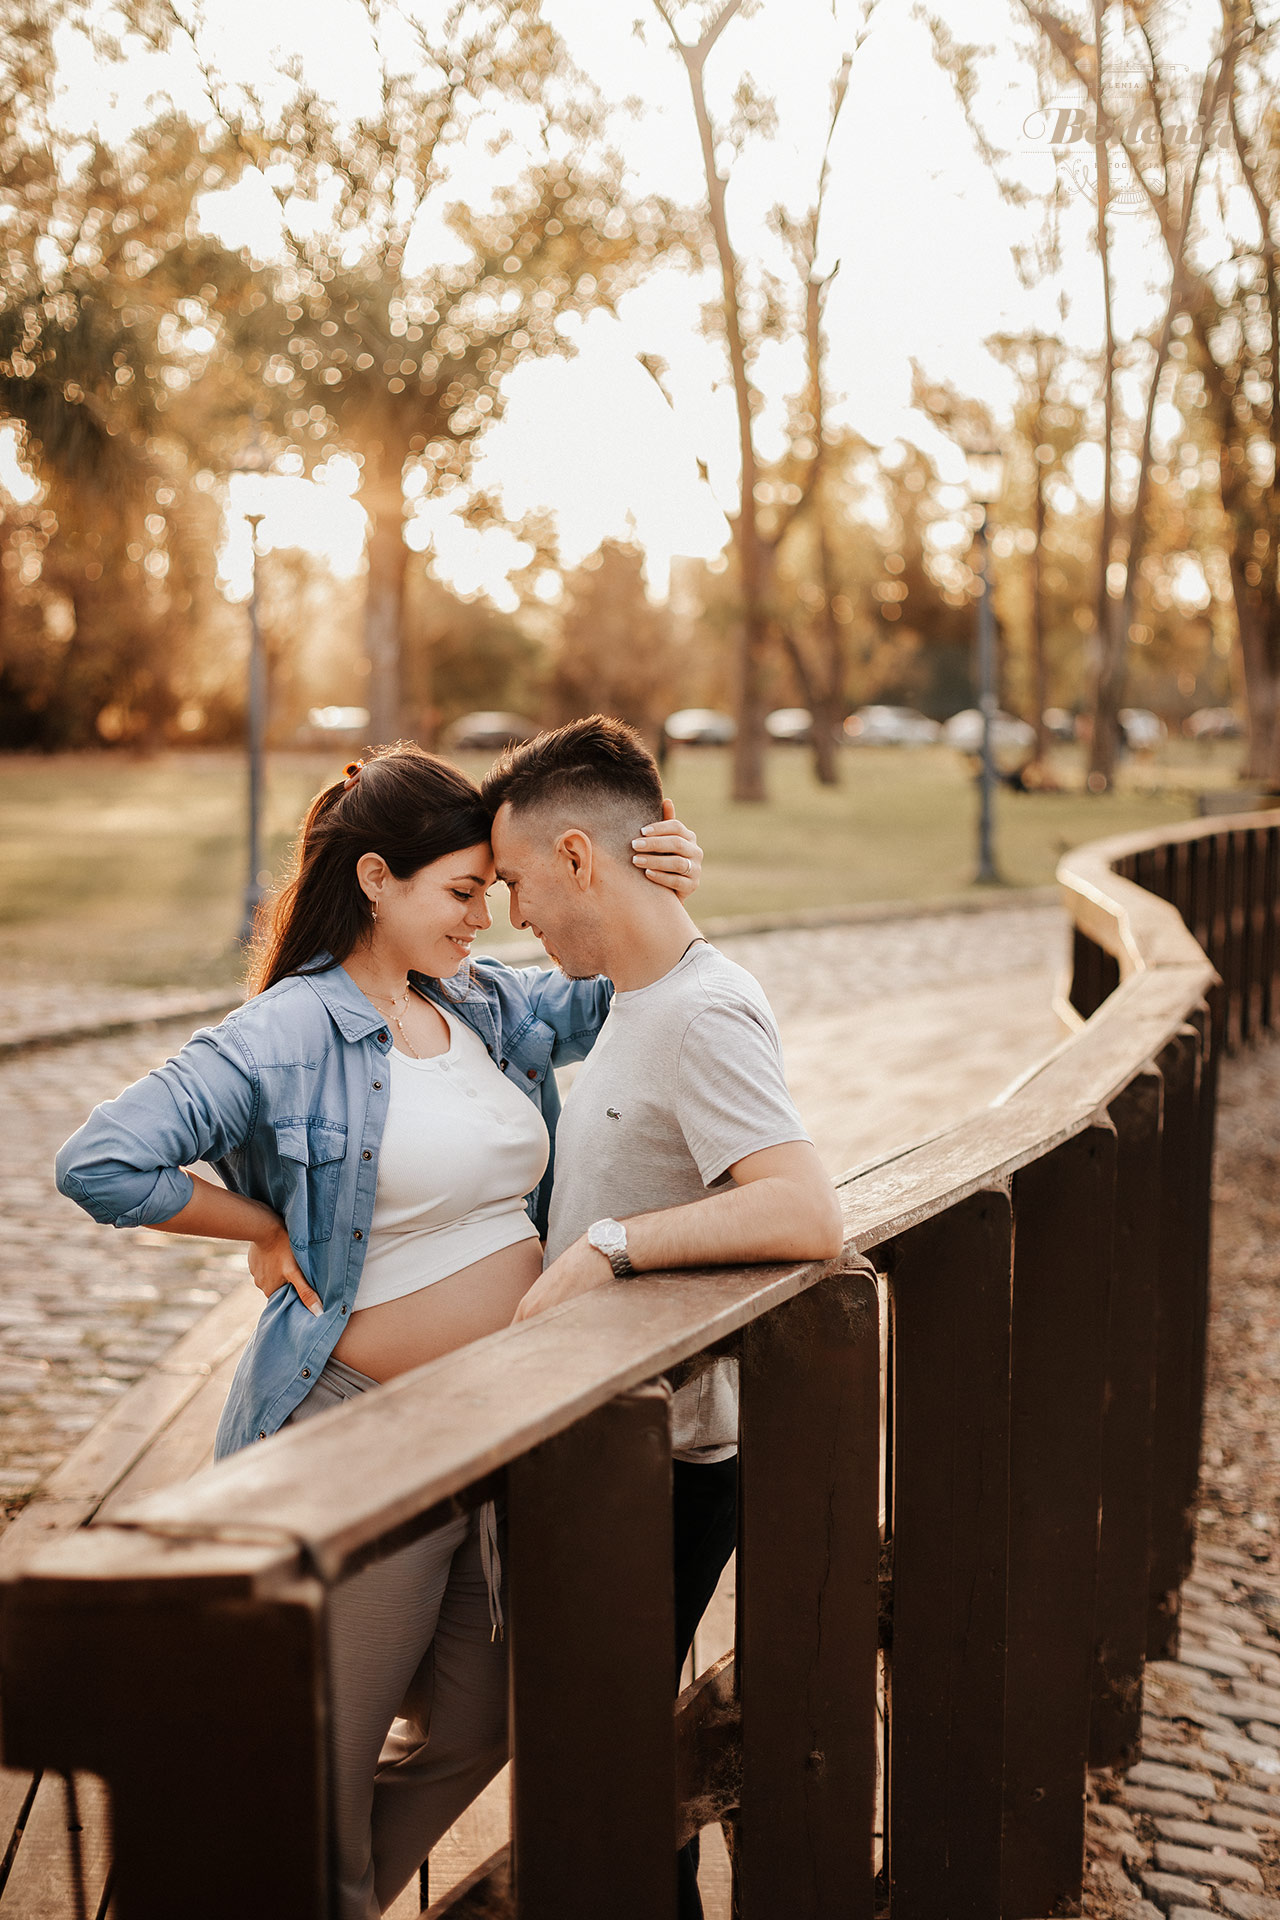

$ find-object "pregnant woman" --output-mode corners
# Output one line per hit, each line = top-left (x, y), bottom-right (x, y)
(54, 742), (702, 1918)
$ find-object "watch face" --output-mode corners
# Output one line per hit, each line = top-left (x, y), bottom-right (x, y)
(591, 1219), (626, 1256)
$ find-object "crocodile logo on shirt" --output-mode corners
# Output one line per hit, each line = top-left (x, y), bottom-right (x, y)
(606, 1108), (621, 1120)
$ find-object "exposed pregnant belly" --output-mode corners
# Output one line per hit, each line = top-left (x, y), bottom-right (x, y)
(331, 1236), (543, 1381)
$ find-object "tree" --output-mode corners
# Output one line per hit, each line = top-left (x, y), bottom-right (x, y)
(163, 0), (694, 742)
(1017, 1), (1241, 783)
(0, 0), (253, 745)
(648, 0), (863, 799)
(549, 541), (675, 746)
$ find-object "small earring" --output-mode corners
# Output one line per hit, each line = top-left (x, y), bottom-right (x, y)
(370, 898), (378, 921)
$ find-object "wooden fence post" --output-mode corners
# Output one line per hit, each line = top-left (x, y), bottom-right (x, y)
(1001, 1125), (1116, 1920)
(507, 1386), (676, 1920)
(735, 1267), (881, 1920)
(1147, 1027), (1201, 1657)
(0, 1531), (328, 1920)
(1261, 825), (1280, 1032)
(885, 1191), (1013, 1920)
(1091, 1070), (1162, 1770)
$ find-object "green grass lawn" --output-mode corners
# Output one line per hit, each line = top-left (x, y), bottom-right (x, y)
(0, 740), (1243, 991)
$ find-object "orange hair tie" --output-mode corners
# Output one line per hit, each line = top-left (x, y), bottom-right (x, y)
(342, 760), (364, 790)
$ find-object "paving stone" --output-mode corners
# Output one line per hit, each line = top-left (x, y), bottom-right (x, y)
(1225, 1782), (1280, 1814)
(1092, 1801), (1138, 1831)
(1189, 1568), (1245, 1596)
(1235, 1681), (1280, 1713)
(1168, 1910), (1210, 1920)
(1130, 1762), (1223, 1800)
(1153, 1844), (1264, 1887)
(1218, 1896), (1280, 1920)
(1202, 1726), (1280, 1768)
(1144, 1741), (1232, 1778)
(1211, 1801), (1280, 1834)
(1181, 1705), (1243, 1735)
(1092, 1828), (1148, 1864)
(1124, 1786), (1213, 1819)
(1248, 1720), (1280, 1748)
(1154, 1819), (1263, 1857)
(1202, 1547), (1260, 1570)
(1141, 1872), (1217, 1909)
(1178, 1644), (1255, 1679)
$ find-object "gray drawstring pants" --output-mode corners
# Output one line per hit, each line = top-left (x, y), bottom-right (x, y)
(286, 1356), (508, 1919)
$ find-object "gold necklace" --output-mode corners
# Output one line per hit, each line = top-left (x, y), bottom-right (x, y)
(364, 980), (423, 1059)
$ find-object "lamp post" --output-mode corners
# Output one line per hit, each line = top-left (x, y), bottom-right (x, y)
(230, 432), (272, 943)
(965, 446), (1006, 887)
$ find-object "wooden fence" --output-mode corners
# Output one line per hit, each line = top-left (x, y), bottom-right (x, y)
(2, 810), (1276, 1920)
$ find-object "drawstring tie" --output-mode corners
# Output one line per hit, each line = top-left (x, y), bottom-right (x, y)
(479, 1499), (504, 1641)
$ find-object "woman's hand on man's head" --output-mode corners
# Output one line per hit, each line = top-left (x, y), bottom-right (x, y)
(630, 797), (703, 897)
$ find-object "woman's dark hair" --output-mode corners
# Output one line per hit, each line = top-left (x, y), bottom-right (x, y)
(248, 743), (493, 996)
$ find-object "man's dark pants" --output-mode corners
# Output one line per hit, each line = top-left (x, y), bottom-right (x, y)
(673, 1456), (739, 1920)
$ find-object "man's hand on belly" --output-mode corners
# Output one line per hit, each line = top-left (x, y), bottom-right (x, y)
(511, 1237), (614, 1322)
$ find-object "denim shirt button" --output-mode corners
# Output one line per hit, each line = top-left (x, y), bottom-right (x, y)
(499, 1059), (509, 1072)
(377, 1030), (388, 1044)
(301, 1367), (311, 1379)
(257, 1430), (266, 1440)
(372, 1080), (382, 1091)
(353, 1228), (363, 1241)
(340, 1302), (348, 1316)
(526, 1067), (538, 1080)
(362, 1149), (372, 1161)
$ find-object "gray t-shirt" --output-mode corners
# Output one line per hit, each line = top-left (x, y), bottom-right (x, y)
(546, 941), (810, 1462)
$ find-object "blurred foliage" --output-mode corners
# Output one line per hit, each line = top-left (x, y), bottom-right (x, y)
(0, 0), (1265, 781)
(548, 541), (674, 747)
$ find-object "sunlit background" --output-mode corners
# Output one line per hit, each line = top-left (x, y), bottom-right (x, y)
(1, 0), (1275, 985)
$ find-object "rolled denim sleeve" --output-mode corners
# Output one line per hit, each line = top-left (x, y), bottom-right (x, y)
(523, 968), (614, 1065)
(55, 1026), (259, 1229)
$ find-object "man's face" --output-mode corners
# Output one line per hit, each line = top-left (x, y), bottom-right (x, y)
(491, 802), (605, 977)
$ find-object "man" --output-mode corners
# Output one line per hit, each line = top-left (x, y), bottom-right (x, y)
(483, 716), (844, 1918)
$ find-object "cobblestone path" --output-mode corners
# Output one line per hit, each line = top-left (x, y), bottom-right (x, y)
(0, 901), (1067, 1531)
(1083, 1036), (1280, 1919)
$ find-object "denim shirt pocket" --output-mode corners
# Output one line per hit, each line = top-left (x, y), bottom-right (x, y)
(277, 1118), (348, 1245)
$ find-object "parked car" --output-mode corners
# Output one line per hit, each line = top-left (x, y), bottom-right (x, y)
(306, 705), (371, 735)
(442, 711), (538, 752)
(1042, 707), (1077, 742)
(942, 708), (1036, 754)
(1119, 707), (1166, 752)
(1185, 706), (1244, 741)
(765, 707), (814, 743)
(843, 705), (942, 747)
(663, 707), (737, 746)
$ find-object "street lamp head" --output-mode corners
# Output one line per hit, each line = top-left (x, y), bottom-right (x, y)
(228, 423), (274, 527)
(964, 445), (1005, 505)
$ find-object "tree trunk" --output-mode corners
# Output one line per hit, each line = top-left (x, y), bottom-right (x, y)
(1089, 0), (1122, 791)
(1031, 447), (1051, 765)
(674, 27), (768, 801)
(1229, 551), (1280, 783)
(362, 478), (409, 746)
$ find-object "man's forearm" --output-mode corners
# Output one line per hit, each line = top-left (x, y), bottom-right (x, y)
(622, 1173), (844, 1273)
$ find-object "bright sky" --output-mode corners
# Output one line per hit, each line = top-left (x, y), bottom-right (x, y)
(41, 0), (1229, 606)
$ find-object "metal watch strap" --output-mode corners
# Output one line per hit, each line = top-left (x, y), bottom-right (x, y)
(588, 1218), (635, 1279)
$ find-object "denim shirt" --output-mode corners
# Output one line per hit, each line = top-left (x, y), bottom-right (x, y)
(54, 956), (613, 1458)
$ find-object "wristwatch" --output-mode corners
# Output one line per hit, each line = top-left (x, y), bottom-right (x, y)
(587, 1217), (636, 1279)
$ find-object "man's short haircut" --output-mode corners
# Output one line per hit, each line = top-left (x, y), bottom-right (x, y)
(481, 715), (664, 857)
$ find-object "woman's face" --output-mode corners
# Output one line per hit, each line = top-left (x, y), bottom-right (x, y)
(365, 842), (495, 975)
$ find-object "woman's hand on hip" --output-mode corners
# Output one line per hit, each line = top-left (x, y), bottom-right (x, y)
(631, 797), (703, 896)
(247, 1219), (324, 1317)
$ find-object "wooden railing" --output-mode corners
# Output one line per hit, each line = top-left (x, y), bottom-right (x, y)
(2, 811), (1277, 1920)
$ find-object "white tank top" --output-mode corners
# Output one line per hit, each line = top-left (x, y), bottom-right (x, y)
(353, 1004), (550, 1313)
